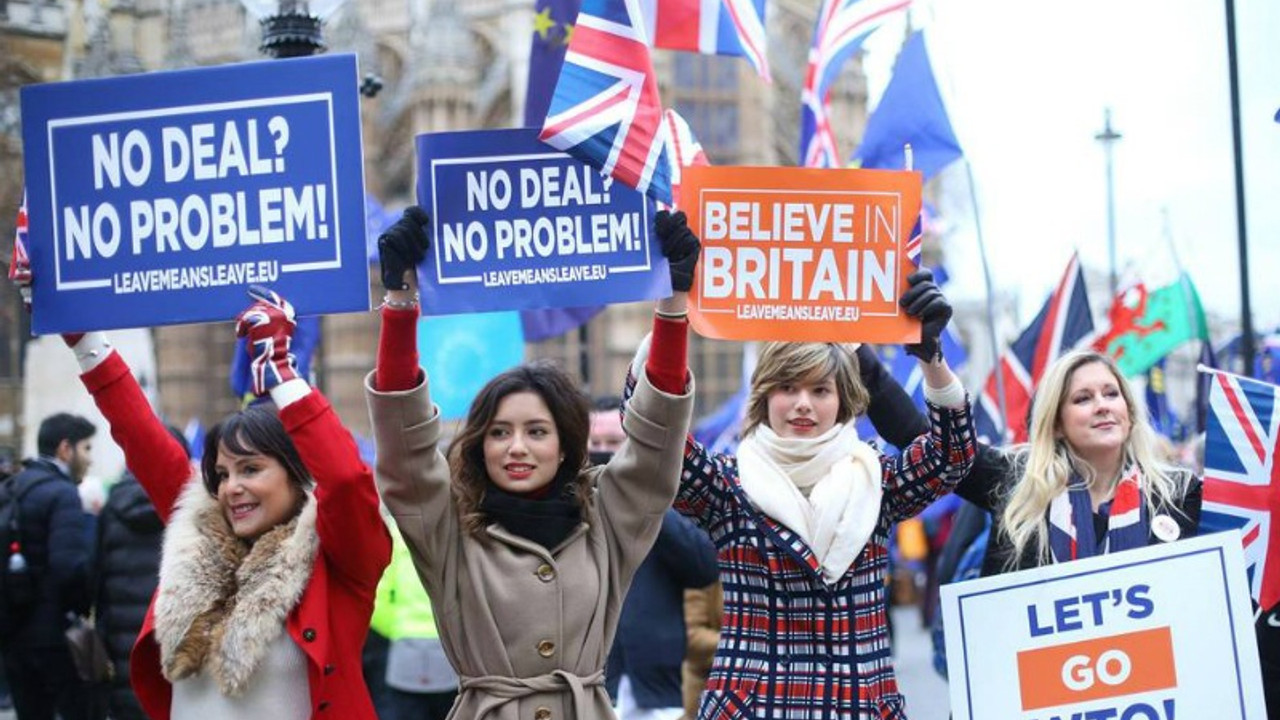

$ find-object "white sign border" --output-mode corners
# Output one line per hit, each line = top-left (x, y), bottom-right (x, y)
(46, 93), (341, 291)
(692, 187), (905, 317)
(429, 152), (654, 286)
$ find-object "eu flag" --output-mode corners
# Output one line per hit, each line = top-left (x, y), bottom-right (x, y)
(525, 0), (581, 127)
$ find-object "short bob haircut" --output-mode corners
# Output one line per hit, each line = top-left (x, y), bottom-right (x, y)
(201, 403), (311, 497)
(449, 360), (592, 536)
(743, 342), (870, 437)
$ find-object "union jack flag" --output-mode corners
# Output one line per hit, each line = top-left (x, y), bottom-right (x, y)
(9, 188), (31, 284)
(1200, 368), (1280, 609)
(659, 108), (709, 210)
(799, 0), (911, 167)
(974, 253), (1095, 443)
(540, 0), (673, 204)
(640, 0), (770, 79)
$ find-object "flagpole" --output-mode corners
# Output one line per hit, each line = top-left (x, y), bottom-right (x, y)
(964, 159), (1011, 439)
(1224, 0), (1257, 376)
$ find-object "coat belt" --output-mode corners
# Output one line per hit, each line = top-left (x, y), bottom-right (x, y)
(460, 669), (605, 718)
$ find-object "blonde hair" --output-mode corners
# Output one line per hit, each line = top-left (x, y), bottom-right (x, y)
(1000, 350), (1191, 567)
(742, 342), (869, 437)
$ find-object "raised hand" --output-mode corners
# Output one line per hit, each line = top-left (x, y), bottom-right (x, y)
(378, 206), (430, 291)
(655, 210), (701, 293)
(235, 285), (300, 396)
(900, 269), (953, 363)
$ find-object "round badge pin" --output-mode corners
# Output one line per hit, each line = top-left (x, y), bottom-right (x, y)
(1151, 514), (1180, 542)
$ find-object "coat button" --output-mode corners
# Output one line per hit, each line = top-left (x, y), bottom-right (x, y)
(536, 640), (555, 658)
(535, 707), (552, 720)
(536, 564), (555, 582)
(318, 701), (330, 711)
(323, 664), (335, 676)
(302, 628), (317, 642)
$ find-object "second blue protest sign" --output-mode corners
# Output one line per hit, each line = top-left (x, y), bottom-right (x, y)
(415, 128), (670, 315)
(20, 53), (369, 333)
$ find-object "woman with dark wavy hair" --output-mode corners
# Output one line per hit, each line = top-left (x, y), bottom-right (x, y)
(446, 362), (594, 540)
(364, 207), (700, 720)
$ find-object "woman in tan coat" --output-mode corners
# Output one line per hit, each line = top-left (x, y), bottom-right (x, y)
(364, 208), (700, 720)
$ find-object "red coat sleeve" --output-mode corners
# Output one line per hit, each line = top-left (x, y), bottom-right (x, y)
(81, 352), (193, 523)
(278, 391), (392, 588)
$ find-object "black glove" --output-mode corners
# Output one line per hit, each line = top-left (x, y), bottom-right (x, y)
(899, 269), (952, 362)
(654, 210), (700, 293)
(378, 206), (431, 291)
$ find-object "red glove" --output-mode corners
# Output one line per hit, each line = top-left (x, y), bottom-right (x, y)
(235, 285), (300, 396)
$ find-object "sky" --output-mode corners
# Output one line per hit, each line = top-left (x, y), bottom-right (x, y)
(858, 0), (1280, 338)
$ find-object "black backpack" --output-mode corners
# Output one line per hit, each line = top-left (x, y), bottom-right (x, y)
(0, 470), (55, 637)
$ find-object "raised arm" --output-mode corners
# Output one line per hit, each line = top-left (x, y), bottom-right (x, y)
(364, 208), (457, 594)
(857, 343), (930, 447)
(234, 287), (391, 587)
(881, 270), (977, 519)
(597, 210), (698, 571)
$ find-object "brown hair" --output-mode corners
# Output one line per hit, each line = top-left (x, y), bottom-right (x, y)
(449, 361), (593, 535)
(743, 342), (869, 437)
(201, 403), (311, 497)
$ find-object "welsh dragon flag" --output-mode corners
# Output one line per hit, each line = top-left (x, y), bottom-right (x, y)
(1093, 273), (1208, 377)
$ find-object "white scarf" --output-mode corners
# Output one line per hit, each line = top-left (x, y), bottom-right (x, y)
(737, 423), (883, 584)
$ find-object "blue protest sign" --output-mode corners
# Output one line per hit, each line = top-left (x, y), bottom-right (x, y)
(20, 54), (369, 334)
(415, 128), (670, 316)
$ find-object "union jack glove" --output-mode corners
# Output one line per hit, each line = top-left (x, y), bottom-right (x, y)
(900, 269), (952, 363)
(655, 210), (700, 293)
(235, 285), (299, 396)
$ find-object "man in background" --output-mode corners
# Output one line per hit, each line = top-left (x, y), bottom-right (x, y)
(1, 413), (95, 720)
(594, 397), (719, 720)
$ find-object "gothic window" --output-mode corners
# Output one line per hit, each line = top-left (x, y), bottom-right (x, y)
(668, 53), (740, 165)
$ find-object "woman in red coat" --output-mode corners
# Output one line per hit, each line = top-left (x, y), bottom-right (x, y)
(58, 289), (391, 719)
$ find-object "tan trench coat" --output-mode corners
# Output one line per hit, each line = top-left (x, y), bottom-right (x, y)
(365, 368), (693, 720)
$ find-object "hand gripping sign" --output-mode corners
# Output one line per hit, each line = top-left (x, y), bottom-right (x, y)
(680, 165), (923, 343)
(20, 54), (369, 334)
(941, 532), (1265, 720)
(414, 128), (669, 316)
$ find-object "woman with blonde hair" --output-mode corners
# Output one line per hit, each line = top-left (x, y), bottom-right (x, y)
(645, 270), (976, 719)
(984, 349), (1201, 573)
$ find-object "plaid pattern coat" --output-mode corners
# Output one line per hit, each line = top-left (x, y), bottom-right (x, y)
(680, 401), (975, 719)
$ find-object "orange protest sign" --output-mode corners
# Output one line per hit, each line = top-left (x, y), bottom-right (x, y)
(683, 166), (923, 343)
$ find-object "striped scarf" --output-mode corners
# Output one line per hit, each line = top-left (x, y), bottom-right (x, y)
(1048, 464), (1148, 563)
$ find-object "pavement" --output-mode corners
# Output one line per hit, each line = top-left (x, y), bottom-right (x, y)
(892, 604), (953, 720)
(0, 605), (950, 720)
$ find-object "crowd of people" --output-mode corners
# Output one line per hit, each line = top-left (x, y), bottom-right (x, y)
(0, 205), (1267, 720)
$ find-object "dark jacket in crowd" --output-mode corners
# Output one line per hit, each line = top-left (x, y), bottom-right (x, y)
(2, 457), (92, 649)
(606, 508), (718, 710)
(94, 472), (163, 720)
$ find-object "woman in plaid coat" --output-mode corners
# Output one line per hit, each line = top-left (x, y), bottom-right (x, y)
(673, 271), (976, 719)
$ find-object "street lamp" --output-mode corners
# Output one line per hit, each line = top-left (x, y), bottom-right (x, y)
(1094, 108), (1122, 299)
(238, 0), (345, 58)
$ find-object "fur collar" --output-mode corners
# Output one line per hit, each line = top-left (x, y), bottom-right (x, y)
(154, 479), (317, 697)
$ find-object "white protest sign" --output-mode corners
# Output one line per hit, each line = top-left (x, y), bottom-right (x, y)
(941, 532), (1264, 720)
